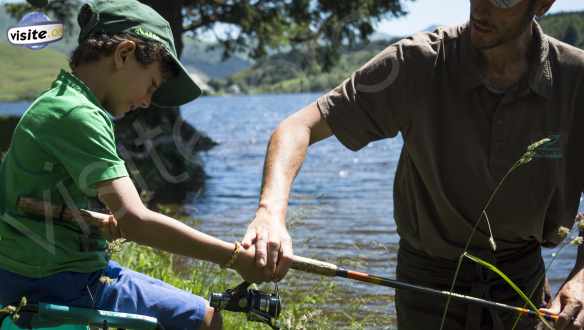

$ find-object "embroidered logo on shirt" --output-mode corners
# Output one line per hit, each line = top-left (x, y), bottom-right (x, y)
(534, 134), (562, 159)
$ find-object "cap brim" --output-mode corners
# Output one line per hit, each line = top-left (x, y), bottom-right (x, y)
(152, 51), (201, 107)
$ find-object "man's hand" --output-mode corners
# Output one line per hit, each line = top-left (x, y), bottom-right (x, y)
(231, 245), (271, 283)
(540, 269), (584, 329)
(242, 207), (293, 282)
(240, 102), (329, 282)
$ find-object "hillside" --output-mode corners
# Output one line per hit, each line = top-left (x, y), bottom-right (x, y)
(213, 11), (584, 95)
(540, 11), (584, 48)
(1, 10), (583, 100)
(0, 5), (249, 87)
(0, 37), (248, 101)
(211, 40), (392, 94)
(181, 37), (251, 79)
(0, 42), (69, 102)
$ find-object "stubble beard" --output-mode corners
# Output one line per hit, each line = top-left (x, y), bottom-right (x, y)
(471, 9), (535, 50)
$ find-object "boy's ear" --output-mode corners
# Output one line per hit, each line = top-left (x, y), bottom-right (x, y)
(113, 40), (136, 70)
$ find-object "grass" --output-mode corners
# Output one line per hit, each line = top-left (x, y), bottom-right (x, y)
(109, 207), (396, 329)
(111, 243), (333, 330)
(0, 42), (68, 102)
(111, 243), (398, 329)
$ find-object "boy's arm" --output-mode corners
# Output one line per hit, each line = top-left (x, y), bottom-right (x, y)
(96, 176), (267, 283)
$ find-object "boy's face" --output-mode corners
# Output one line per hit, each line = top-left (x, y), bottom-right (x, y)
(106, 41), (164, 117)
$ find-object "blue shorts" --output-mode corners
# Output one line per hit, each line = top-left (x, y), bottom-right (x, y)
(0, 260), (208, 330)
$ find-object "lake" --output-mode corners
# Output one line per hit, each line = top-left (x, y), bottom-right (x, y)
(2, 93), (582, 328)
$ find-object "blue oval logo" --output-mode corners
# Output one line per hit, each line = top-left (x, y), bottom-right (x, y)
(7, 11), (64, 50)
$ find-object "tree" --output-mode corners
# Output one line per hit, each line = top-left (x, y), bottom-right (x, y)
(562, 24), (579, 46)
(8, 0), (411, 68)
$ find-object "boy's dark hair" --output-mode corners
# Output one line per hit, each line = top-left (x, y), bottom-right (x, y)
(69, 33), (179, 81)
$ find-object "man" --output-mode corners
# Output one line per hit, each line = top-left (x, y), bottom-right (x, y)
(242, 0), (584, 328)
(0, 1), (271, 329)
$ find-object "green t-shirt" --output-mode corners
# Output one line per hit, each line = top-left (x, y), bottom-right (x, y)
(0, 69), (128, 278)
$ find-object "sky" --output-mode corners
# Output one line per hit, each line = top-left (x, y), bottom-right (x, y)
(377, 0), (584, 36)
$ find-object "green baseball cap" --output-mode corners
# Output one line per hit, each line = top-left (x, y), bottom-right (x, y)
(77, 0), (201, 107)
(489, 0), (523, 8)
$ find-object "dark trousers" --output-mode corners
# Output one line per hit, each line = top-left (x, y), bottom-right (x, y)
(395, 240), (545, 330)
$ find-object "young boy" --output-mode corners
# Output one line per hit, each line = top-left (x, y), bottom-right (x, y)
(0, 1), (270, 329)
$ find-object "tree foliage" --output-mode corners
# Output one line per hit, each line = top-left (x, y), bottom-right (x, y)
(181, 0), (410, 69)
(538, 11), (584, 49)
(562, 24), (579, 46)
(6, 0), (412, 70)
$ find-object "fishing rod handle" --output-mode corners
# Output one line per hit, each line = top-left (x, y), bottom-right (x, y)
(17, 197), (105, 226)
(16, 197), (120, 240)
(290, 256), (338, 276)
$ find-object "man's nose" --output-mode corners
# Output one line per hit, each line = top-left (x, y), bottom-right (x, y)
(471, 0), (492, 16)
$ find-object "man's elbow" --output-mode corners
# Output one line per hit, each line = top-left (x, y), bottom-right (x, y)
(272, 117), (311, 146)
(283, 103), (332, 145)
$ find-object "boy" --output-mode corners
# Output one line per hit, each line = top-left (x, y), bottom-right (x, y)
(0, 1), (270, 329)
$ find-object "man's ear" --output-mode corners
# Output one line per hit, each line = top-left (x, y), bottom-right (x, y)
(113, 40), (136, 70)
(535, 0), (555, 17)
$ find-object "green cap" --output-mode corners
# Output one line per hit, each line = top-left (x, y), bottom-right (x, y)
(489, 0), (523, 9)
(77, 0), (201, 107)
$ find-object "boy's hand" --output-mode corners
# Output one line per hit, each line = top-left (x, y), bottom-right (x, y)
(79, 209), (122, 241)
(16, 197), (122, 241)
(232, 245), (276, 283)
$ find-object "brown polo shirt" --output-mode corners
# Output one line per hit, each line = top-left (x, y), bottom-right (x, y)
(317, 22), (584, 260)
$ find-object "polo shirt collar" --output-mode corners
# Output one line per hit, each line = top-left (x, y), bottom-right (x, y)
(52, 69), (113, 119)
(528, 22), (553, 99)
(460, 21), (553, 99)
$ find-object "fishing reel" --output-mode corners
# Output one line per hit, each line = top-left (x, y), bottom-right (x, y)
(209, 281), (281, 330)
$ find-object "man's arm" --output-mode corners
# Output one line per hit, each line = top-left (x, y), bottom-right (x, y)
(241, 101), (333, 281)
(96, 176), (267, 283)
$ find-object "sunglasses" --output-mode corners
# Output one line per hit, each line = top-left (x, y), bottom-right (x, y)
(489, 0), (524, 8)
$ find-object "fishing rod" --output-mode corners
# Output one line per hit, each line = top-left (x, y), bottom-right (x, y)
(290, 255), (559, 322)
(17, 197), (560, 324)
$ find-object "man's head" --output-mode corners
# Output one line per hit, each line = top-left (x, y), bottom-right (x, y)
(469, 0), (555, 50)
(69, 0), (201, 116)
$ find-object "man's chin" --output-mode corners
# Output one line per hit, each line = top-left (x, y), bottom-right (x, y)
(470, 33), (503, 50)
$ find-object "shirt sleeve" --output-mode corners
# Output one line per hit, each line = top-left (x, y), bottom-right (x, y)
(38, 106), (128, 196)
(316, 41), (416, 151)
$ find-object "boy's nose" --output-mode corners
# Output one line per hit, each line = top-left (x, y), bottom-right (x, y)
(138, 95), (152, 109)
